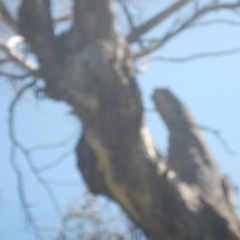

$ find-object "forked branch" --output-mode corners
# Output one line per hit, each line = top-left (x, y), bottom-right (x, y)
(135, 1), (240, 57)
(127, 0), (190, 43)
(8, 79), (62, 239)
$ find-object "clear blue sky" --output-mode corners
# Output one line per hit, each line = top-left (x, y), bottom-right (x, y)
(0, 1), (240, 239)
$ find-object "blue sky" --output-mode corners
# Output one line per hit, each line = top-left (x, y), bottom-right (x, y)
(0, 1), (240, 239)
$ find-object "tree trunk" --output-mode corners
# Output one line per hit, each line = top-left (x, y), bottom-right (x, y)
(18, 0), (240, 239)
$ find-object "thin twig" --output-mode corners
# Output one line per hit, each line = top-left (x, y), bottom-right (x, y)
(127, 0), (190, 43)
(135, 2), (240, 58)
(9, 79), (41, 239)
(28, 132), (77, 153)
(8, 79), (62, 237)
(118, 0), (135, 30)
(9, 146), (41, 239)
(38, 151), (72, 172)
(195, 124), (237, 156)
(117, 0), (144, 48)
(9, 80), (37, 144)
(192, 19), (240, 27)
(145, 108), (237, 156)
(18, 147), (62, 214)
(0, 71), (33, 80)
(146, 47), (240, 63)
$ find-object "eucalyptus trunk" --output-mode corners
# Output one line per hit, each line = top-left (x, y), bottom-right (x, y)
(18, 0), (240, 239)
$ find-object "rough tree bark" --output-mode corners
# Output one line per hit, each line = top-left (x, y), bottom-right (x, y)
(15, 0), (240, 239)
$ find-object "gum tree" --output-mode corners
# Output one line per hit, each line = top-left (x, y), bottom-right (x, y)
(0, 0), (240, 239)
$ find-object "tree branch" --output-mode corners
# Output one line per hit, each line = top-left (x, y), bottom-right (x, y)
(0, 38), (38, 72)
(0, 71), (34, 80)
(28, 131), (77, 153)
(8, 79), (62, 230)
(9, 80), (41, 239)
(192, 19), (240, 27)
(38, 151), (72, 172)
(19, 0), (63, 92)
(145, 47), (240, 63)
(117, 0), (144, 48)
(9, 147), (41, 239)
(127, 0), (190, 44)
(153, 88), (239, 231)
(145, 107), (237, 156)
(135, 2), (240, 58)
(195, 124), (237, 156)
(69, 0), (114, 49)
(117, 0), (135, 30)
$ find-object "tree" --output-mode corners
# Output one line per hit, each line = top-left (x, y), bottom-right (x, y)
(0, 0), (240, 239)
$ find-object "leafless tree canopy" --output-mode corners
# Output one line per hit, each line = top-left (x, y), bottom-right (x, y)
(0, 0), (240, 239)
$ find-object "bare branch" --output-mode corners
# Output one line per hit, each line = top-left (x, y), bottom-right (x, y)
(145, 107), (237, 156)
(38, 151), (72, 172)
(135, 2), (240, 58)
(192, 19), (240, 27)
(9, 79), (62, 228)
(117, 0), (144, 48)
(0, 0), (18, 32)
(0, 71), (33, 80)
(146, 47), (240, 63)
(58, 193), (146, 240)
(28, 132), (77, 153)
(127, 0), (190, 43)
(12, 143), (62, 215)
(117, 0), (136, 31)
(9, 80), (41, 239)
(9, 146), (41, 239)
(0, 37), (38, 72)
(9, 80), (37, 139)
(195, 124), (237, 157)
